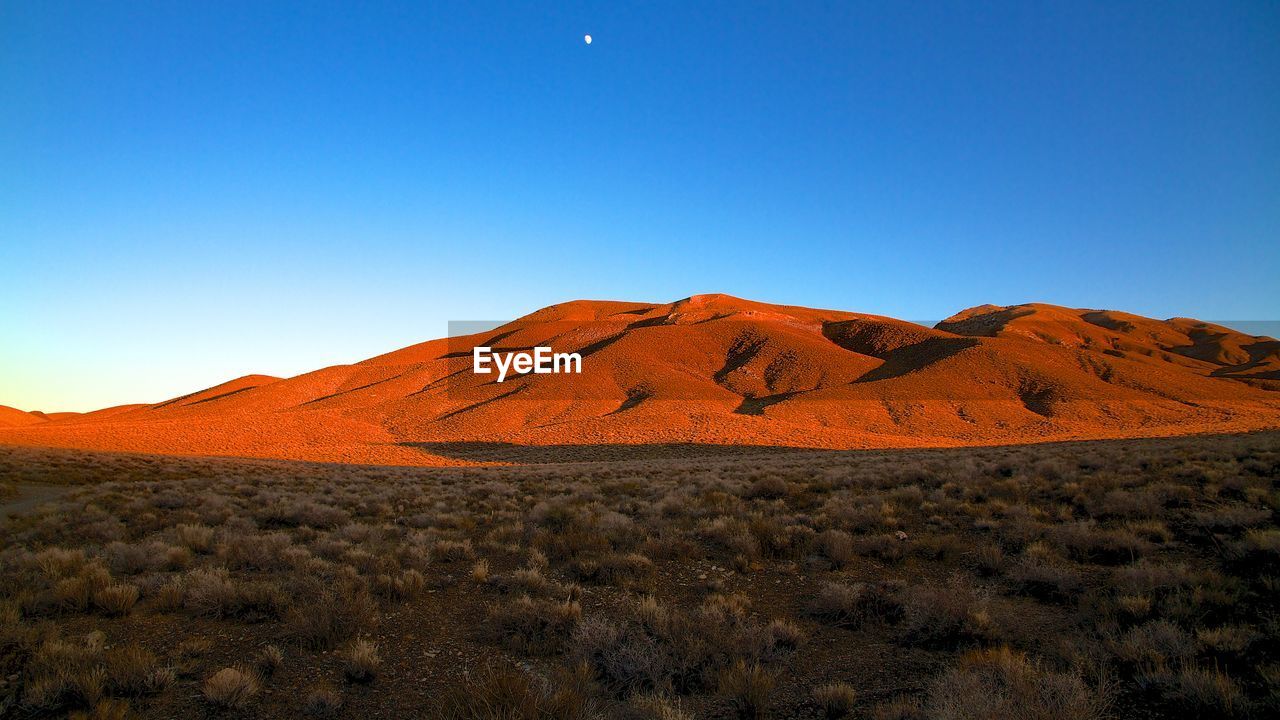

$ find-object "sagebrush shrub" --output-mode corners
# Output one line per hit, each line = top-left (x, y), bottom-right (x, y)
(203, 667), (259, 709)
(341, 639), (381, 683)
(813, 682), (858, 718)
(924, 647), (1106, 720)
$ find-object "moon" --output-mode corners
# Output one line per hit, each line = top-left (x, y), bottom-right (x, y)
(584, 34), (592, 45)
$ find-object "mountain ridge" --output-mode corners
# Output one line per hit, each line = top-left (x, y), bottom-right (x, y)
(2, 295), (1277, 465)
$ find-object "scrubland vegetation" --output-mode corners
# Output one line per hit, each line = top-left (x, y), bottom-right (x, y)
(0, 432), (1278, 718)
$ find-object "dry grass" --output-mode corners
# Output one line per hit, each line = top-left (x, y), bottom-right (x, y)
(202, 666), (259, 709)
(920, 647), (1108, 720)
(806, 580), (898, 628)
(91, 584), (138, 616)
(717, 660), (776, 719)
(103, 643), (169, 696)
(255, 644), (284, 678)
(340, 639), (381, 683)
(432, 662), (597, 720)
(813, 681), (858, 718)
(301, 682), (344, 716)
(0, 432), (1277, 718)
(487, 596), (582, 655)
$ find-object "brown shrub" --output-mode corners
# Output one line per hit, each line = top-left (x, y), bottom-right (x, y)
(806, 582), (898, 629)
(220, 532), (294, 570)
(1192, 506), (1271, 532)
(20, 634), (106, 711)
(373, 568), (427, 599)
(896, 577), (998, 646)
(68, 699), (132, 720)
(1148, 664), (1245, 717)
(1006, 557), (1084, 600)
(568, 552), (655, 589)
(818, 529), (855, 568)
(743, 477), (790, 501)
(871, 696), (925, 720)
(1114, 594), (1153, 619)
(92, 584), (138, 616)
(1094, 489), (1162, 519)
(487, 596), (582, 654)
(1195, 625), (1256, 658)
(640, 534), (702, 561)
(203, 666), (260, 709)
(340, 638), (381, 683)
(572, 595), (788, 696)
(535, 526), (612, 560)
(622, 693), (693, 720)
(923, 647), (1107, 720)
(1239, 528), (1280, 558)
(181, 567), (238, 617)
(1049, 522), (1153, 564)
(813, 681), (858, 718)
(749, 518), (815, 560)
(767, 618), (804, 650)
(50, 565), (111, 612)
(1124, 520), (1172, 543)
(853, 533), (907, 563)
(255, 644), (284, 677)
(180, 566), (288, 621)
(35, 548), (89, 578)
(104, 643), (169, 696)
(471, 559), (490, 583)
(302, 682), (344, 717)
(971, 543), (1006, 576)
(913, 534), (969, 561)
(153, 577), (185, 612)
(1112, 620), (1196, 667)
(1110, 561), (1195, 596)
(432, 539), (476, 562)
(717, 660), (776, 720)
(286, 579), (377, 649)
(103, 541), (163, 576)
(174, 524), (215, 553)
(431, 662), (596, 720)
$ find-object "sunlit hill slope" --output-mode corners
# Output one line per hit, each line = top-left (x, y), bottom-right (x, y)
(2, 295), (1277, 465)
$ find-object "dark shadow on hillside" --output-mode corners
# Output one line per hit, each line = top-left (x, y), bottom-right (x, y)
(301, 376), (399, 405)
(853, 337), (980, 382)
(399, 441), (823, 464)
(435, 385), (527, 421)
(606, 387), (653, 415)
(733, 392), (800, 415)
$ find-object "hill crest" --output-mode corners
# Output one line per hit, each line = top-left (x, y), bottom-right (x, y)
(2, 296), (1276, 465)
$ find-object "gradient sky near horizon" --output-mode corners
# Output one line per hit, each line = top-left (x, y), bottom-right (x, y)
(3, 2), (1278, 412)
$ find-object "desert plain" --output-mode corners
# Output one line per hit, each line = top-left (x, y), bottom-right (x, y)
(1, 295), (1278, 719)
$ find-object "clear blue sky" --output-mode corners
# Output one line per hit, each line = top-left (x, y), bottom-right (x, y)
(2, 1), (1278, 412)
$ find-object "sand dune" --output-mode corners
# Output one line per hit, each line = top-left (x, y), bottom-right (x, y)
(2, 294), (1277, 464)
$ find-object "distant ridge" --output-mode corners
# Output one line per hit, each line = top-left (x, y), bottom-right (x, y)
(2, 295), (1277, 465)
(0, 405), (47, 428)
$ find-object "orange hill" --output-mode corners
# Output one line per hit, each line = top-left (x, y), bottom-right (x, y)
(0, 405), (47, 428)
(2, 295), (1277, 465)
